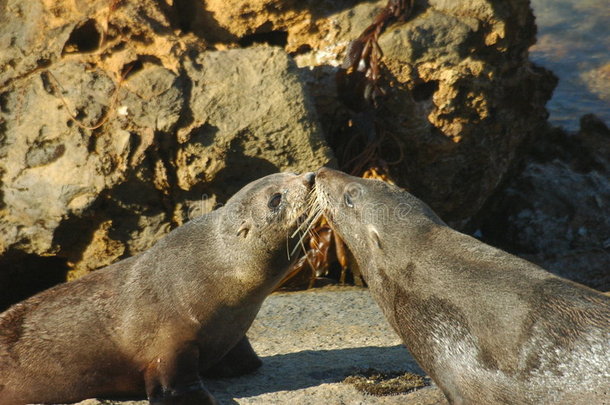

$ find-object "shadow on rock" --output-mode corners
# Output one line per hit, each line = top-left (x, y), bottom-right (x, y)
(206, 345), (423, 400)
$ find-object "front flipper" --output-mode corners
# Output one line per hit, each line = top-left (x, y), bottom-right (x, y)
(202, 335), (262, 378)
(145, 342), (218, 405)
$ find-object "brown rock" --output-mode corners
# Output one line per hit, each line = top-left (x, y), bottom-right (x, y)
(0, 0), (560, 305)
(476, 115), (610, 291)
(199, 0), (557, 222)
(0, 0), (332, 308)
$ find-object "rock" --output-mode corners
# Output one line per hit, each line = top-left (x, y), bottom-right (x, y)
(0, 0), (332, 309)
(331, 0), (556, 224)
(376, 0), (557, 223)
(0, 0), (560, 305)
(192, 0), (376, 55)
(581, 62), (610, 105)
(0, 0), (182, 89)
(65, 288), (448, 405)
(199, 0), (557, 223)
(177, 47), (331, 198)
(476, 115), (610, 291)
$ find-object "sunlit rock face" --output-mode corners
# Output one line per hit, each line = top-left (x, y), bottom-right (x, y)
(0, 0), (334, 307)
(0, 0), (564, 305)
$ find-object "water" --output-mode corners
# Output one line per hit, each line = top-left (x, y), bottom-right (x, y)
(530, 0), (610, 131)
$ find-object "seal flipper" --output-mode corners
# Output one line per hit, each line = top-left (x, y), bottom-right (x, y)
(202, 335), (262, 378)
(145, 343), (218, 405)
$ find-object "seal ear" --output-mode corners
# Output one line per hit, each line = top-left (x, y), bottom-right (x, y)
(368, 225), (382, 250)
(237, 220), (252, 238)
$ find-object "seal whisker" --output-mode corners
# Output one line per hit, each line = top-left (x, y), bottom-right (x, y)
(289, 208), (324, 258)
(285, 190), (318, 259)
(296, 229), (310, 258)
(290, 205), (322, 238)
(290, 226), (310, 258)
(285, 230), (291, 260)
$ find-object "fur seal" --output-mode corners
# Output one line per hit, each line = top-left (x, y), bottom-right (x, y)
(0, 172), (315, 405)
(314, 167), (610, 405)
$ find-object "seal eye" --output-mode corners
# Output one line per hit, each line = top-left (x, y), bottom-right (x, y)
(344, 193), (354, 208)
(344, 183), (361, 208)
(268, 193), (282, 209)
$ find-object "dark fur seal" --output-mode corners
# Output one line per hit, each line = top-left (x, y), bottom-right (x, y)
(0, 172), (315, 405)
(314, 168), (610, 405)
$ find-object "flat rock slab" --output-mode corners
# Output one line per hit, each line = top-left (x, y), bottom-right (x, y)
(67, 287), (447, 405)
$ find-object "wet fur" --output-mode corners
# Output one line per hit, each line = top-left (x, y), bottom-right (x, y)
(314, 168), (610, 405)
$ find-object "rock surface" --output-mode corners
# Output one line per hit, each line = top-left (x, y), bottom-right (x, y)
(376, 0), (556, 223)
(0, 0), (592, 305)
(63, 288), (448, 405)
(0, 15), (332, 307)
(476, 115), (610, 291)
(201, 0), (558, 223)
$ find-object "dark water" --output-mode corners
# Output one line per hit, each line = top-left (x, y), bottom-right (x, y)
(530, 0), (610, 131)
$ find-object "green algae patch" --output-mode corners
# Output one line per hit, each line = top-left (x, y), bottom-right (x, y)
(343, 368), (428, 396)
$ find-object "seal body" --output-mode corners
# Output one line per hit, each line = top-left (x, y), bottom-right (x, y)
(0, 172), (315, 405)
(315, 168), (610, 405)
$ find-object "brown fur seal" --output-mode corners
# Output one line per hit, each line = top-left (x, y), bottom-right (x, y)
(0, 172), (315, 405)
(314, 167), (610, 405)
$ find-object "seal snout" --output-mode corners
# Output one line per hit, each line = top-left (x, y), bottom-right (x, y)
(303, 172), (315, 186)
(315, 166), (330, 179)
(315, 167), (350, 183)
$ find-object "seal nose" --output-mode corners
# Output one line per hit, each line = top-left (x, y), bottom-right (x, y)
(316, 166), (339, 180)
(303, 172), (315, 186)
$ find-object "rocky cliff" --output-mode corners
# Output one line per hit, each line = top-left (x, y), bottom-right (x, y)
(2, 0), (605, 308)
